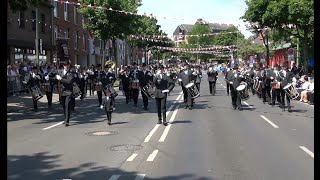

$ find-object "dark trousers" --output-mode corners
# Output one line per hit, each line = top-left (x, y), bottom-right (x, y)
(70, 97), (75, 110)
(230, 89), (241, 108)
(33, 98), (38, 110)
(271, 89), (281, 105)
(249, 82), (255, 95)
(156, 98), (167, 122)
(61, 95), (72, 124)
(86, 82), (93, 96)
(308, 92), (314, 103)
(80, 80), (85, 99)
(97, 90), (103, 105)
(141, 89), (149, 108)
(280, 88), (291, 107)
(182, 86), (193, 107)
(226, 82), (231, 94)
(131, 89), (139, 105)
(262, 86), (271, 103)
(196, 83), (200, 92)
(46, 91), (53, 107)
(124, 89), (130, 104)
(209, 81), (216, 94)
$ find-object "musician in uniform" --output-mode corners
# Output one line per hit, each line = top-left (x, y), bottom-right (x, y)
(104, 65), (116, 109)
(56, 61), (76, 126)
(258, 68), (271, 103)
(129, 62), (142, 107)
(270, 65), (282, 107)
(27, 66), (42, 110)
(207, 65), (218, 95)
(94, 64), (106, 107)
(254, 67), (262, 98)
(227, 65), (245, 110)
(153, 65), (175, 126)
(140, 63), (153, 110)
(43, 66), (56, 108)
(279, 64), (294, 112)
(247, 67), (255, 95)
(224, 67), (232, 95)
(79, 68), (86, 100)
(194, 65), (202, 92)
(179, 63), (195, 110)
(70, 65), (80, 111)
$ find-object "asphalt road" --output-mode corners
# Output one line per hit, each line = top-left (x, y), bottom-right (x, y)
(7, 72), (314, 180)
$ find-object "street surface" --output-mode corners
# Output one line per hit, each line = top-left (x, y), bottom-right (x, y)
(8, 72), (314, 180)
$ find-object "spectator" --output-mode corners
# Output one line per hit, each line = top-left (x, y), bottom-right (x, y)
(299, 77), (314, 103)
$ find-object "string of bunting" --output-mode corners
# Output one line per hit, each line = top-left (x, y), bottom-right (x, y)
(153, 45), (237, 51)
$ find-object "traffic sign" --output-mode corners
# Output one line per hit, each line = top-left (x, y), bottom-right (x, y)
(288, 48), (294, 55)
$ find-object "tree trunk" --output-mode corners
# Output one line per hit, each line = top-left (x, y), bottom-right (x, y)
(302, 31), (308, 74)
(265, 30), (269, 67)
(112, 38), (118, 77)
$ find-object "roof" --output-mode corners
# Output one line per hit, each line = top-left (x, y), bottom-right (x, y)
(179, 24), (194, 32)
(173, 23), (231, 35)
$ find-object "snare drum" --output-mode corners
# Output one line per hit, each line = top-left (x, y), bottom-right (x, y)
(272, 82), (280, 89)
(236, 83), (250, 100)
(31, 86), (43, 101)
(142, 83), (155, 98)
(283, 83), (299, 99)
(41, 83), (51, 92)
(185, 82), (200, 99)
(130, 80), (140, 89)
(95, 83), (102, 91)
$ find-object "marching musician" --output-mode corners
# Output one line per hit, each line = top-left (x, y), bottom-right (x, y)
(279, 64), (294, 112)
(94, 64), (106, 107)
(104, 65), (116, 109)
(153, 65), (175, 126)
(227, 65), (245, 110)
(246, 67), (255, 96)
(27, 66), (42, 111)
(194, 65), (202, 92)
(119, 67), (131, 104)
(254, 67), (262, 98)
(79, 68), (86, 100)
(224, 67), (231, 96)
(55, 61), (76, 127)
(70, 65), (80, 111)
(178, 63), (195, 110)
(270, 65), (282, 107)
(207, 65), (218, 95)
(258, 68), (271, 103)
(129, 62), (142, 107)
(140, 63), (153, 110)
(42, 66), (56, 108)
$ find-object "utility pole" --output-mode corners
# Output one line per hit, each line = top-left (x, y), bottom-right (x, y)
(296, 37), (299, 66)
(36, 8), (40, 72)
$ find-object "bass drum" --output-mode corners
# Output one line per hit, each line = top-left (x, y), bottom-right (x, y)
(236, 83), (250, 101)
(142, 83), (155, 98)
(185, 82), (200, 99)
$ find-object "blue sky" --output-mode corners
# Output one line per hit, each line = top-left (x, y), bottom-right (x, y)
(138, 0), (252, 38)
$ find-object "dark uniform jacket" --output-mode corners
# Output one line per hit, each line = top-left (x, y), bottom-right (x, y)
(60, 69), (76, 93)
(227, 71), (245, 90)
(279, 70), (294, 88)
(207, 70), (218, 82)
(153, 73), (175, 99)
(179, 69), (194, 87)
(140, 70), (153, 87)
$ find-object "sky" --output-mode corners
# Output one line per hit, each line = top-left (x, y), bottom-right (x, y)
(138, 0), (253, 38)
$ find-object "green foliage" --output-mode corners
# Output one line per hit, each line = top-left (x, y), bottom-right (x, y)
(213, 27), (243, 46)
(188, 24), (215, 45)
(9, 0), (49, 12)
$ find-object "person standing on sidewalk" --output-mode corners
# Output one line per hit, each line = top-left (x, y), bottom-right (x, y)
(56, 61), (76, 127)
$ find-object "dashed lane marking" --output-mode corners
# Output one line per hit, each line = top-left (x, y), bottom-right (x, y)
(144, 105), (174, 142)
(243, 101), (253, 109)
(146, 150), (159, 162)
(134, 174), (146, 180)
(42, 121), (64, 130)
(159, 105), (180, 142)
(126, 153), (138, 162)
(260, 115), (279, 128)
(299, 146), (314, 158)
(108, 175), (120, 180)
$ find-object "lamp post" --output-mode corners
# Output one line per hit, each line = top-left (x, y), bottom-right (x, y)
(35, 8), (40, 72)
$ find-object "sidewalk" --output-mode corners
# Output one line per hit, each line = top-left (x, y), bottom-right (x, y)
(7, 93), (60, 113)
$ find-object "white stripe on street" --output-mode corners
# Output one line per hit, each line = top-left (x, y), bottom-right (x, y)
(144, 105), (174, 142)
(180, 91), (183, 95)
(126, 153), (138, 161)
(159, 105), (180, 142)
(243, 101), (253, 109)
(134, 174), (146, 180)
(176, 94), (182, 101)
(42, 121), (64, 130)
(146, 150), (159, 161)
(108, 175), (120, 180)
(260, 115), (279, 128)
(299, 146), (314, 158)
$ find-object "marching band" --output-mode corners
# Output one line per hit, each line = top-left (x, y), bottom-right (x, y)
(22, 60), (301, 127)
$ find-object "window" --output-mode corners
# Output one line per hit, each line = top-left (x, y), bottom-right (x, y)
(54, 25), (58, 45)
(82, 33), (86, 50)
(41, 14), (45, 33)
(74, 6), (78, 25)
(64, 28), (69, 39)
(31, 11), (36, 31)
(81, 15), (85, 27)
(18, 11), (25, 28)
(53, 1), (58, 17)
(64, 3), (68, 21)
(74, 31), (78, 49)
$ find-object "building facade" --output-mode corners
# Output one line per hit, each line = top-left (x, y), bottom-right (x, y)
(7, 2), (53, 65)
(52, 0), (89, 66)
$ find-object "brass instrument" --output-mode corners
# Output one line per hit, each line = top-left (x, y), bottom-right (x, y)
(105, 60), (116, 69)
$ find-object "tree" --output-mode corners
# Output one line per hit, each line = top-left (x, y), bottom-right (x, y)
(187, 24), (215, 45)
(9, 0), (48, 12)
(79, 0), (142, 74)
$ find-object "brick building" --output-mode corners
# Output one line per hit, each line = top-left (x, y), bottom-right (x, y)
(52, 0), (90, 66)
(7, 2), (53, 65)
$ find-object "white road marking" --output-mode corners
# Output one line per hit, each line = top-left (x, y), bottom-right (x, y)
(260, 115), (279, 128)
(144, 105), (174, 142)
(180, 91), (183, 95)
(243, 101), (253, 109)
(126, 153), (138, 161)
(42, 121), (64, 130)
(109, 175), (120, 180)
(299, 146), (314, 158)
(146, 150), (159, 161)
(134, 174), (146, 180)
(159, 105), (180, 142)
(176, 94), (182, 101)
